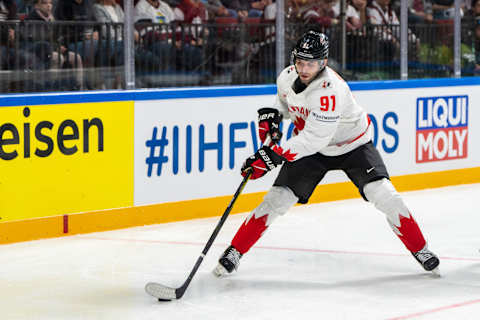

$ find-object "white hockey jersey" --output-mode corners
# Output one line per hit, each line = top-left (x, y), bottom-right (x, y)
(272, 65), (372, 160)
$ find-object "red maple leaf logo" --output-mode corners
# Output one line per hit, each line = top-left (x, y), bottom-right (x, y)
(232, 214), (269, 254)
(272, 145), (298, 162)
(293, 116), (305, 132)
(395, 213), (426, 252)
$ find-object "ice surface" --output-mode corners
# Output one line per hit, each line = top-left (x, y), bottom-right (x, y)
(0, 183), (479, 319)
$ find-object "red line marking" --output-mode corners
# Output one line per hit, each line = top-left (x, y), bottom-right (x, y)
(79, 236), (480, 262)
(63, 215), (68, 234)
(386, 299), (480, 320)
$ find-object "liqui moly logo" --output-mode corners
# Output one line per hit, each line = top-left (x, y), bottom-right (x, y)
(416, 95), (468, 163)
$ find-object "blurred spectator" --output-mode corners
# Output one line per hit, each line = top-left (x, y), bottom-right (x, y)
(174, 0), (208, 42)
(55, 0), (98, 68)
(13, 0), (25, 13)
(431, 0), (464, 20)
(93, 0), (125, 41)
(474, 16), (480, 74)
(134, 0), (175, 71)
(248, 0), (272, 18)
(135, 0), (175, 23)
(17, 0), (34, 13)
(134, 0), (174, 44)
(205, 0), (238, 18)
(95, 0), (146, 88)
(0, 0), (17, 70)
(174, 0), (208, 70)
(301, 0), (338, 26)
(367, 0), (401, 62)
(221, 0), (267, 20)
(175, 0), (207, 23)
(408, 0), (433, 23)
(464, 0), (480, 24)
(345, 0), (370, 66)
(55, 0), (97, 46)
(368, 0), (400, 45)
(263, 0), (275, 19)
(134, 0), (204, 72)
(56, 0), (111, 89)
(332, 0), (362, 30)
(349, 0), (367, 25)
(24, 0), (84, 88)
(13, 0), (20, 10)
(368, 0), (419, 59)
(158, 0), (181, 9)
(473, 0), (480, 15)
(460, 0), (478, 42)
(286, 0), (305, 21)
(251, 0), (282, 20)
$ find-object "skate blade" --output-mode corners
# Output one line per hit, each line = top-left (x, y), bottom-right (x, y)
(430, 267), (441, 277)
(212, 264), (229, 277)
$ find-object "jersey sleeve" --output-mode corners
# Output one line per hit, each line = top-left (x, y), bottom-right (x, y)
(272, 88), (343, 161)
(272, 93), (290, 120)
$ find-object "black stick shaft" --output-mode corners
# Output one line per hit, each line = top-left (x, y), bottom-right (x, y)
(176, 172), (251, 298)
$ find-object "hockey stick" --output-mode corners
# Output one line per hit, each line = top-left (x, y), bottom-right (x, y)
(145, 171), (252, 301)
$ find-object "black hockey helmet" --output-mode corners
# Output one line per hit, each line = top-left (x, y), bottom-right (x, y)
(291, 30), (329, 63)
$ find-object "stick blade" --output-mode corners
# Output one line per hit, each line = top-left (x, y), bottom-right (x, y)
(145, 282), (177, 301)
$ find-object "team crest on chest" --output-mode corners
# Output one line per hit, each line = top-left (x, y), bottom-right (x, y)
(322, 81), (331, 88)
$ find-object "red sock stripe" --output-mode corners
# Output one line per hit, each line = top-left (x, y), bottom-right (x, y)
(232, 214), (269, 255)
(396, 213), (426, 252)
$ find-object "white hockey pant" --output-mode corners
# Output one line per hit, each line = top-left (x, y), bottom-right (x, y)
(251, 186), (299, 225)
(363, 178), (410, 225)
(363, 178), (426, 252)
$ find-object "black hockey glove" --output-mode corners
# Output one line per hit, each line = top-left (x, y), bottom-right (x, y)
(241, 146), (285, 180)
(258, 108), (283, 145)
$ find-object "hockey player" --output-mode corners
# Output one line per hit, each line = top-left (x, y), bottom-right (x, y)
(214, 30), (440, 277)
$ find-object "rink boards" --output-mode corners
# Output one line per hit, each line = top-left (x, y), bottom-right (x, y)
(0, 78), (479, 244)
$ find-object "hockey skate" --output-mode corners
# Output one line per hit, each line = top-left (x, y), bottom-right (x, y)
(213, 245), (242, 277)
(412, 245), (440, 275)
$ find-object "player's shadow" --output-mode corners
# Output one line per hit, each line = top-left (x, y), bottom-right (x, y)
(226, 272), (437, 293)
(433, 262), (480, 289)
(215, 262), (480, 294)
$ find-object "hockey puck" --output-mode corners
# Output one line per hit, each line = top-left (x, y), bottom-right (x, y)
(158, 298), (172, 302)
